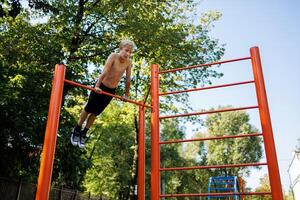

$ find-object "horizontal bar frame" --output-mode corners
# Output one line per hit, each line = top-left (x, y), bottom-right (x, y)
(159, 80), (255, 96)
(160, 133), (263, 144)
(159, 57), (251, 74)
(160, 162), (267, 171)
(64, 79), (152, 108)
(160, 106), (259, 119)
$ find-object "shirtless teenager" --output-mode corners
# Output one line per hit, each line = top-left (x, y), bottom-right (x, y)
(71, 39), (135, 148)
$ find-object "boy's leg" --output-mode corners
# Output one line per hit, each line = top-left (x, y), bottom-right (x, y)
(78, 83), (115, 148)
(78, 110), (89, 126)
(78, 113), (96, 148)
(85, 113), (97, 129)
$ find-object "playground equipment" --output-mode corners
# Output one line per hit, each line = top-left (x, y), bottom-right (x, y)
(35, 47), (283, 200)
(35, 65), (150, 200)
(207, 176), (243, 200)
(151, 47), (283, 199)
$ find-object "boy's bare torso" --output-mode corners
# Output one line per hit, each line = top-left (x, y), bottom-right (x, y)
(102, 53), (131, 88)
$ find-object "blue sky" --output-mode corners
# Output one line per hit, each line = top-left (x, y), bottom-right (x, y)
(189, 0), (300, 192)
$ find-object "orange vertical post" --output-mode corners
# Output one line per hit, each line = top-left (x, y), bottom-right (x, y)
(138, 103), (145, 200)
(36, 64), (65, 200)
(151, 64), (160, 200)
(250, 47), (283, 199)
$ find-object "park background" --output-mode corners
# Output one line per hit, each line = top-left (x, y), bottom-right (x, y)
(0, 0), (299, 199)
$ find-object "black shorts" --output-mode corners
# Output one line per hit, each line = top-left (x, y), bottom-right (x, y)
(84, 83), (116, 116)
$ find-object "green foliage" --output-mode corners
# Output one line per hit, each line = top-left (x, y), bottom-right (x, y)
(0, 13), (64, 181)
(159, 119), (210, 198)
(248, 174), (278, 200)
(180, 107), (263, 195)
(284, 190), (295, 200)
(0, 0), (21, 18)
(156, 106), (264, 196)
(205, 107), (263, 177)
(0, 0), (226, 198)
(83, 102), (136, 199)
(253, 174), (272, 200)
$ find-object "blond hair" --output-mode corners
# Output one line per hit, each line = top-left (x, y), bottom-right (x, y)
(119, 39), (136, 50)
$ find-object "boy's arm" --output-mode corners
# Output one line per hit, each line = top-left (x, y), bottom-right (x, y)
(95, 53), (116, 89)
(124, 64), (132, 98)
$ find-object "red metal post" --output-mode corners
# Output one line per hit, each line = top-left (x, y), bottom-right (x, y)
(138, 103), (145, 200)
(250, 47), (283, 199)
(151, 64), (160, 200)
(36, 64), (65, 200)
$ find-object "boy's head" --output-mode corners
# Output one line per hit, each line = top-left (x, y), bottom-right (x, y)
(119, 39), (135, 51)
(119, 39), (135, 60)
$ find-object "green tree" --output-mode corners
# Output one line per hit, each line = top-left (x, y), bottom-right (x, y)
(159, 119), (208, 198)
(248, 174), (294, 200)
(0, 0), (225, 197)
(181, 107), (263, 195)
(284, 190), (294, 200)
(254, 174), (272, 200)
(205, 107), (263, 177)
(182, 132), (210, 194)
(82, 102), (136, 199)
(55, 1), (224, 196)
(0, 13), (64, 181)
(0, 0), (21, 18)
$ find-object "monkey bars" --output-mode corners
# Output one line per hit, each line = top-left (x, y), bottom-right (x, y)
(150, 47), (283, 199)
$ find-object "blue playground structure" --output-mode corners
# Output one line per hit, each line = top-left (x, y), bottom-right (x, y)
(208, 176), (242, 199)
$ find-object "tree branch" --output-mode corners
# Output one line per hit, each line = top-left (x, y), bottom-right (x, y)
(70, 0), (86, 55)
(68, 47), (115, 61)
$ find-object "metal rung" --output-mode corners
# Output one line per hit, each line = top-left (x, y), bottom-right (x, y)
(160, 162), (267, 171)
(160, 133), (263, 144)
(159, 57), (251, 74)
(159, 80), (255, 96)
(160, 106), (259, 119)
(160, 191), (272, 197)
(209, 188), (235, 190)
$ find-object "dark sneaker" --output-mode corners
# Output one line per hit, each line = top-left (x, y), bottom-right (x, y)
(70, 128), (80, 146)
(78, 133), (87, 149)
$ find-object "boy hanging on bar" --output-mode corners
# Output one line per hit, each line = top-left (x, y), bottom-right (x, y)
(71, 39), (135, 148)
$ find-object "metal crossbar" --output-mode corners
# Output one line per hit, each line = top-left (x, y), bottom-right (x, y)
(160, 133), (263, 144)
(159, 80), (255, 96)
(160, 191), (272, 198)
(160, 162), (267, 171)
(159, 57), (251, 74)
(159, 106), (259, 119)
